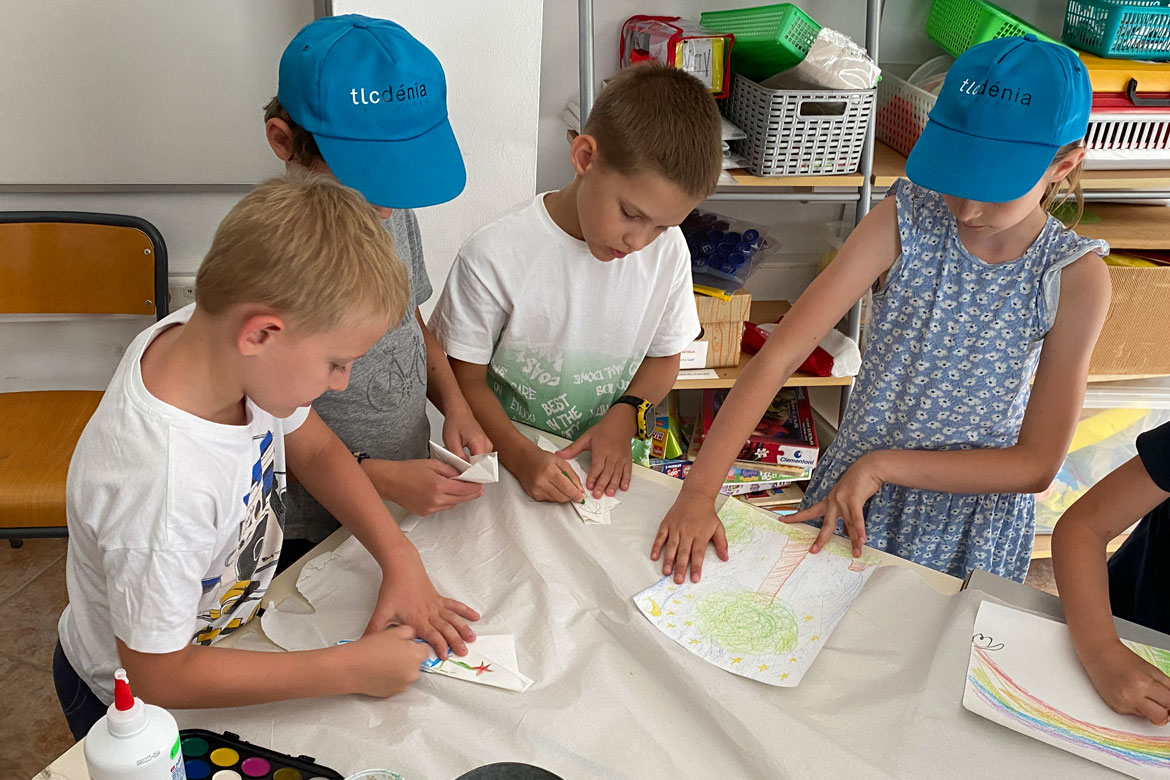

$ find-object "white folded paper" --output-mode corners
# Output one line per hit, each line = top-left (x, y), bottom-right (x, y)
(419, 634), (533, 692)
(429, 440), (499, 483)
(536, 435), (620, 524)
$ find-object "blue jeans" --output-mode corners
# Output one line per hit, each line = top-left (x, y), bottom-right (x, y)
(53, 639), (107, 741)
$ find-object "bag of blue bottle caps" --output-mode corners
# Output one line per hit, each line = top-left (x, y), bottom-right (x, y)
(682, 208), (772, 292)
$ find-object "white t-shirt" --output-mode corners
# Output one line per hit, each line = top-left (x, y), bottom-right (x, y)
(429, 192), (700, 439)
(58, 304), (309, 703)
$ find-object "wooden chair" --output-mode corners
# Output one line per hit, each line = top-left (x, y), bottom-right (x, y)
(0, 212), (168, 546)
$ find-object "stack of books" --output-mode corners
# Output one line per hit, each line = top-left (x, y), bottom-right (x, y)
(648, 387), (818, 513)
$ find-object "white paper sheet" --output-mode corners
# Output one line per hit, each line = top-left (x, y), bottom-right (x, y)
(262, 538), (533, 692)
(176, 438), (1126, 779)
(536, 435), (619, 524)
(963, 601), (1170, 779)
(428, 440), (500, 484)
(636, 498), (877, 686)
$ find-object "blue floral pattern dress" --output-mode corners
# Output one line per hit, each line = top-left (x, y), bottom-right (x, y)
(801, 179), (1108, 582)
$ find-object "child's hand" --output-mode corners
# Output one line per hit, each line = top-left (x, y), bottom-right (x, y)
(513, 445), (585, 503)
(442, 404), (493, 458)
(557, 409), (634, 499)
(362, 545), (479, 661)
(343, 625), (430, 698)
(651, 491), (729, 583)
(1082, 640), (1170, 725)
(783, 453), (884, 556)
(364, 458), (483, 516)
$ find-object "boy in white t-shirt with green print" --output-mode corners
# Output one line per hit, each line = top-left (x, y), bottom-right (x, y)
(429, 64), (722, 505)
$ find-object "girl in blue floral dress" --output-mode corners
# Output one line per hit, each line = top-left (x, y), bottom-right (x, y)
(652, 36), (1111, 583)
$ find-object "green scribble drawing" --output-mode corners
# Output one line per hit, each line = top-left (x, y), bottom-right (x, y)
(720, 500), (759, 546)
(1127, 641), (1170, 676)
(697, 590), (799, 654)
(719, 498), (812, 548)
(821, 539), (880, 571)
(695, 524), (815, 655)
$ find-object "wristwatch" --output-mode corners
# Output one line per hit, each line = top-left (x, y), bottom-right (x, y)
(611, 395), (655, 441)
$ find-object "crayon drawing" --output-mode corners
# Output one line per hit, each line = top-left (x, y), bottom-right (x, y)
(636, 498), (878, 686)
(963, 601), (1170, 779)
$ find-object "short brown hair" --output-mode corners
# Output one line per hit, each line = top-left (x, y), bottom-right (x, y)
(264, 96), (323, 167)
(196, 172), (408, 333)
(583, 64), (723, 198)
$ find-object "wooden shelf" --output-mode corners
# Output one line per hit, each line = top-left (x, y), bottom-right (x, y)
(871, 141), (1170, 193)
(675, 352), (854, 390)
(723, 168), (866, 189)
(1082, 168), (1170, 192)
(674, 299), (855, 391)
(872, 141), (906, 190)
(1077, 202), (1170, 250)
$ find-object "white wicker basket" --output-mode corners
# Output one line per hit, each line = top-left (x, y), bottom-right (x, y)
(725, 73), (876, 177)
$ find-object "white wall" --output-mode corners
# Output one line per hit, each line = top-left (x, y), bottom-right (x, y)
(3, 0), (542, 391)
(335, 0), (544, 319)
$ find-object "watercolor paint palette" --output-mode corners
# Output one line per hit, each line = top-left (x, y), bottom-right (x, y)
(179, 729), (343, 780)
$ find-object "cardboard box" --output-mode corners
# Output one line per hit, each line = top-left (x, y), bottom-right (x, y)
(686, 290), (751, 368)
(1089, 266), (1170, 378)
(695, 289), (752, 324)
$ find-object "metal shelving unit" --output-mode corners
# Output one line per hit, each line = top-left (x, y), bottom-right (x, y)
(576, 0), (881, 416)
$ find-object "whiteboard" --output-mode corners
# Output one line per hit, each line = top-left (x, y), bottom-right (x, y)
(0, 0), (314, 184)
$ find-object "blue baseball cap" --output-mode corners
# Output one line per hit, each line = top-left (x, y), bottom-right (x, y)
(277, 14), (466, 209)
(906, 35), (1091, 203)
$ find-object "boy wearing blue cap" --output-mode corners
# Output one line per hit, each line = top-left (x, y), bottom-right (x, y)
(429, 64), (720, 505)
(54, 175), (477, 741)
(265, 15), (489, 559)
(655, 36), (1112, 585)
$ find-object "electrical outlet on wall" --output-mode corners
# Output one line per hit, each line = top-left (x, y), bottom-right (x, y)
(167, 275), (197, 309)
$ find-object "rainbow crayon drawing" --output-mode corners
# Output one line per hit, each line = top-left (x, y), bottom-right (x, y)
(963, 601), (1170, 780)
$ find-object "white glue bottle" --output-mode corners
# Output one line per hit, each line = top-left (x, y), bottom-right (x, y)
(84, 668), (187, 780)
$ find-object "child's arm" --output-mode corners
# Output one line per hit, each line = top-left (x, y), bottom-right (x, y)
(1052, 456), (1170, 724)
(449, 357), (585, 503)
(652, 197), (902, 583)
(354, 310), (489, 518)
(417, 309), (492, 457)
(558, 354), (680, 498)
(116, 627), (428, 709)
(784, 251), (1111, 556)
(287, 410), (478, 659)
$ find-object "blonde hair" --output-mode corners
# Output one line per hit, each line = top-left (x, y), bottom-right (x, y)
(583, 64), (723, 198)
(1043, 141), (1086, 227)
(196, 173), (408, 333)
(263, 96), (323, 167)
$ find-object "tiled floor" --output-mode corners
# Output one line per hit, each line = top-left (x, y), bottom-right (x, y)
(0, 537), (73, 780)
(0, 537), (1061, 780)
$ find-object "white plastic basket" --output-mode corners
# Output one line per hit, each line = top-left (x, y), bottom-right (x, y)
(874, 70), (936, 158)
(1084, 111), (1170, 169)
(725, 73), (876, 177)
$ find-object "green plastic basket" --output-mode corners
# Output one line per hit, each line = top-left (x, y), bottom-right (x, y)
(700, 3), (822, 82)
(926, 0), (1059, 57)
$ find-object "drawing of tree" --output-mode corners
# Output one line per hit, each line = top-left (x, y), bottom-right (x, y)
(696, 533), (810, 656)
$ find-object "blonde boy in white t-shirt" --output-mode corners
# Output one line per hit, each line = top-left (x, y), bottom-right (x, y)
(55, 174), (479, 740)
(429, 64), (722, 504)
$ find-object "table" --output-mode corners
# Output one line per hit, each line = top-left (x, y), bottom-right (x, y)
(52, 427), (1104, 780)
